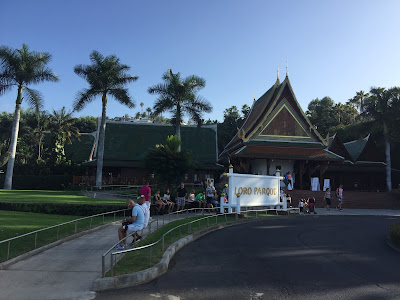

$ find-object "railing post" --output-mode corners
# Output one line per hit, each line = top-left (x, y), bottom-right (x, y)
(103, 214), (105, 224)
(149, 246), (153, 267)
(110, 254), (114, 276)
(57, 226), (59, 240)
(163, 215), (165, 227)
(188, 223), (191, 234)
(114, 212), (116, 221)
(157, 218), (159, 230)
(235, 213), (238, 221)
(202, 208), (204, 216)
(7, 241), (10, 260)
(123, 210), (126, 218)
(90, 217), (93, 229)
(186, 209), (188, 219)
(207, 217), (209, 227)
(216, 215), (218, 224)
(74, 221), (78, 234)
(162, 235), (165, 252)
(256, 211), (258, 218)
(34, 232), (38, 249)
(102, 256), (105, 277)
(149, 222), (152, 235)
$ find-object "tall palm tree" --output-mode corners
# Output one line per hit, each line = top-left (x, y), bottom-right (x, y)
(34, 110), (50, 161)
(364, 87), (397, 192)
(74, 50), (138, 188)
(0, 44), (59, 189)
(148, 69), (212, 151)
(348, 90), (369, 117)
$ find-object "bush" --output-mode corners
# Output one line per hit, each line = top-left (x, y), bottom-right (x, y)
(390, 222), (400, 246)
(0, 175), (72, 190)
(0, 202), (126, 216)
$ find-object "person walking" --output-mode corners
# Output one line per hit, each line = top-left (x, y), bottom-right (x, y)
(324, 188), (331, 210)
(336, 184), (343, 210)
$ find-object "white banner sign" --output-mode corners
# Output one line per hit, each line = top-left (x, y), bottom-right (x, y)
(227, 172), (283, 207)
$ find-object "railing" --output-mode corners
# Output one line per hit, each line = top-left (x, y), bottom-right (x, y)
(102, 207), (300, 277)
(0, 208), (129, 263)
(101, 207), (220, 277)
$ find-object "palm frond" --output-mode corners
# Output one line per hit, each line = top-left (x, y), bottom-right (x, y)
(109, 88), (135, 108)
(24, 87), (43, 112)
(73, 88), (99, 111)
(31, 67), (59, 84)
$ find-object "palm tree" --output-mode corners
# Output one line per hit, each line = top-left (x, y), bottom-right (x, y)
(0, 44), (59, 189)
(348, 90), (369, 115)
(364, 87), (398, 192)
(74, 50), (138, 188)
(49, 107), (79, 163)
(146, 107), (152, 118)
(148, 69), (212, 151)
(34, 110), (50, 161)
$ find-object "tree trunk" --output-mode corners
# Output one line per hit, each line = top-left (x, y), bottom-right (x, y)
(176, 104), (181, 152)
(384, 125), (392, 192)
(4, 86), (23, 189)
(96, 94), (107, 188)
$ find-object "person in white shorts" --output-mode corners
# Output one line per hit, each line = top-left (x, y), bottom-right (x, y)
(117, 198), (144, 249)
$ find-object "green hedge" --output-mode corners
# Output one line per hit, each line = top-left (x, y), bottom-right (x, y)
(0, 202), (126, 216)
(390, 222), (400, 246)
(0, 175), (72, 190)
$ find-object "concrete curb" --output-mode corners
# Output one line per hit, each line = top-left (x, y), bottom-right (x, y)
(0, 222), (118, 270)
(385, 235), (400, 254)
(92, 217), (272, 291)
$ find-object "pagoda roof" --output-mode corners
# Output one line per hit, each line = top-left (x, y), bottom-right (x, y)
(233, 145), (344, 161)
(327, 133), (353, 161)
(220, 74), (330, 160)
(344, 134), (384, 163)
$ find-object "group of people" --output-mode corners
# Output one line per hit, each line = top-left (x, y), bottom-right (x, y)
(297, 184), (344, 214)
(116, 180), (222, 249)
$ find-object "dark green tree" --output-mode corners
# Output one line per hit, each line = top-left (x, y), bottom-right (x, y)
(49, 107), (80, 164)
(144, 135), (193, 187)
(363, 87), (400, 192)
(73, 50), (138, 188)
(148, 69), (212, 151)
(306, 97), (336, 136)
(0, 44), (59, 189)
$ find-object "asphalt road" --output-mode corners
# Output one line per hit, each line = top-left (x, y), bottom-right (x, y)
(95, 215), (400, 300)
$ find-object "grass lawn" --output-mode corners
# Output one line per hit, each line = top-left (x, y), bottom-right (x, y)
(0, 190), (124, 204)
(109, 213), (277, 276)
(0, 210), (117, 262)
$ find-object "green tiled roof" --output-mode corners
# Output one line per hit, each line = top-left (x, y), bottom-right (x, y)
(65, 134), (95, 163)
(100, 122), (217, 163)
(344, 136), (368, 161)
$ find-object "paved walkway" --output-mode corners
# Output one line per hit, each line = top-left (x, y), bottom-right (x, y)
(1, 208), (400, 300)
(0, 212), (196, 300)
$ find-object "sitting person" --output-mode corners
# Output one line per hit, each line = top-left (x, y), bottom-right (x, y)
(163, 189), (175, 213)
(131, 195), (149, 243)
(153, 190), (166, 214)
(195, 191), (206, 208)
(117, 198), (145, 249)
(188, 189), (197, 208)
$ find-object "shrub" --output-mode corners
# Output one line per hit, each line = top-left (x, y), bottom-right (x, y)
(0, 202), (125, 216)
(0, 175), (72, 190)
(390, 222), (400, 246)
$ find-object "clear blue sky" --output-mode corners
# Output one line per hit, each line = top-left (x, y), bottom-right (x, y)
(1, 0), (399, 122)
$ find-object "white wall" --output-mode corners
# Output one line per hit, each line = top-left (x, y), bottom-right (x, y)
(251, 159), (295, 183)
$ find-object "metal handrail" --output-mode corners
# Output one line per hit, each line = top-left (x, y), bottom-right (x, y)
(104, 207), (300, 277)
(0, 208), (129, 262)
(101, 207), (218, 277)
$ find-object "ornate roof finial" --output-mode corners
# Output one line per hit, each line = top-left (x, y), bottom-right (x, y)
(286, 60), (289, 77)
(277, 66), (280, 81)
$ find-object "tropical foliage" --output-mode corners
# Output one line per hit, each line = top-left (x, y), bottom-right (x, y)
(148, 69), (212, 150)
(0, 44), (59, 189)
(73, 50), (138, 187)
(144, 135), (193, 187)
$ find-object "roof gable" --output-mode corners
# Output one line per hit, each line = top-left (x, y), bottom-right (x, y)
(344, 134), (384, 162)
(328, 133), (353, 161)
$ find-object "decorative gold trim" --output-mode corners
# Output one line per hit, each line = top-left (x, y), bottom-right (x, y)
(258, 103), (310, 138)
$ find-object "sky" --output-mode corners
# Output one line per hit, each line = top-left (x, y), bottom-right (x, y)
(1, 0), (400, 122)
